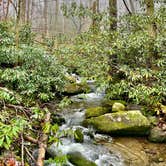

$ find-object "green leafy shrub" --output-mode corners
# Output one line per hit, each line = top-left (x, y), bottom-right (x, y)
(0, 23), (68, 103)
(107, 8), (166, 106)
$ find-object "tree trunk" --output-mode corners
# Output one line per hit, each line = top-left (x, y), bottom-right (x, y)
(44, 0), (48, 36)
(109, 0), (117, 30)
(145, 0), (156, 38)
(17, 0), (21, 25)
(91, 0), (99, 31)
(55, 0), (59, 32)
(26, 0), (31, 23)
(129, 0), (135, 13)
(5, 0), (10, 20)
(21, 0), (26, 23)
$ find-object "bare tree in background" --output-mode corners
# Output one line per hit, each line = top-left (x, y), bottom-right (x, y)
(145, 0), (156, 38)
(44, 0), (48, 35)
(20, 0), (26, 23)
(26, 0), (30, 23)
(109, 0), (117, 30)
(91, 0), (100, 30)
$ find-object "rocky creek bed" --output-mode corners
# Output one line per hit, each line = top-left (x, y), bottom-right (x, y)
(45, 82), (166, 166)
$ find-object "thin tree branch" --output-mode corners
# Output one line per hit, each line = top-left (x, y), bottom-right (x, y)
(122, 0), (132, 15)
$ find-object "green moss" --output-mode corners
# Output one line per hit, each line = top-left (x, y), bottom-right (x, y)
(74, 129), (84, 143)
(83, 111), (150, 136)
(85, 106), (110, 118)
(112, 102), (125, 112)
(67, 152), (97, 166)
(64, 83), (90, 95)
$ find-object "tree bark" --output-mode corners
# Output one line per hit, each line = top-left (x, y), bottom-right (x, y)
(26, 0), (31, 23)
(109, 0), (117, 30)
(21, 0), (26, 23)
(44, 0), (48, 35)
(91, 0), (99, 31)
(5, 0), (10, 20)
(145, 0), (156, 38)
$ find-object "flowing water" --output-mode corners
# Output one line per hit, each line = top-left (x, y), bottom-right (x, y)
(53, 90), (125, 166)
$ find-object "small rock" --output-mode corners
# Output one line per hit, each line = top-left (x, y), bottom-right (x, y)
(112, 102), (125, 112)
(158, 158), (164, 162)
(148, 126), (166, 143)
(67, 151), (97, 166)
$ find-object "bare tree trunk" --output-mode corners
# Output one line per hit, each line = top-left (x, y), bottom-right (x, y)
(109, 0), (117, 30)
(21, 0), (26, 23)
(17, 0), (21, 25)
(5, 0), (10, 20)
(26, 0), (31, 23)
(55, 0), (59, 32)
(44, 0), (48, 36)
(129, 0), (135, 13)
(91, 0), (99, 30)
(145, 0), (156, 38)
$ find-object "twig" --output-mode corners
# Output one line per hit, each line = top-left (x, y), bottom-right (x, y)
(21, 134), (24, 166)
(25, 147), (36, 163)
(122, 0), (132, 15)
(24, 135), (38, 144)
(6, 104), (31, 120)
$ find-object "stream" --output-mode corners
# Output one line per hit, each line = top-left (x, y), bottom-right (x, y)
(48, 83), (124, 166)
(47, 81), (166, 166)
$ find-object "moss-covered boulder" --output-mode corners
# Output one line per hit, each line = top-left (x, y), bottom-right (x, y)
(83, 111), (150, 136)
(67, 152), (97, 166)
(112, 102), (125, 112)
(63, 83), (90, 95)
(74, 129), (84, 143)
(148, 127), (166, 143)
(85, 106), (110, 118)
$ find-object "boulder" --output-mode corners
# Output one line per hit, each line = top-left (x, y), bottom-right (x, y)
(148, 126), (166, 143)
(83, 111), (150, 136)
(63, 83), (90, 95)
(112, 102), (125, 112)
(67, 152), (97, 166)
(85, 107), (110, 119)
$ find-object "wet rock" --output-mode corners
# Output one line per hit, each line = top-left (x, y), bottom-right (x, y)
(94, 134), (112, 143)
(51, 113), (65, 125)
(83, 111), (150, 136)
(104, 137), (150, 166)
(63, 83), (90, 95)
(47, 144), (58, 158)
(74, 128), (84, 143)
(112, 102), (125, 112)
(148, 126), (166, 143)
(85, 106), (110, 118)
(67, 151), (97, 166)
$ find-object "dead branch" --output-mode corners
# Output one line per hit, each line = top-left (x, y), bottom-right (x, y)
(21, 134), (24, 166)
(36, 112), (51, 166)
(25, 147), (36, 163)
(24, 135), (38, 144)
